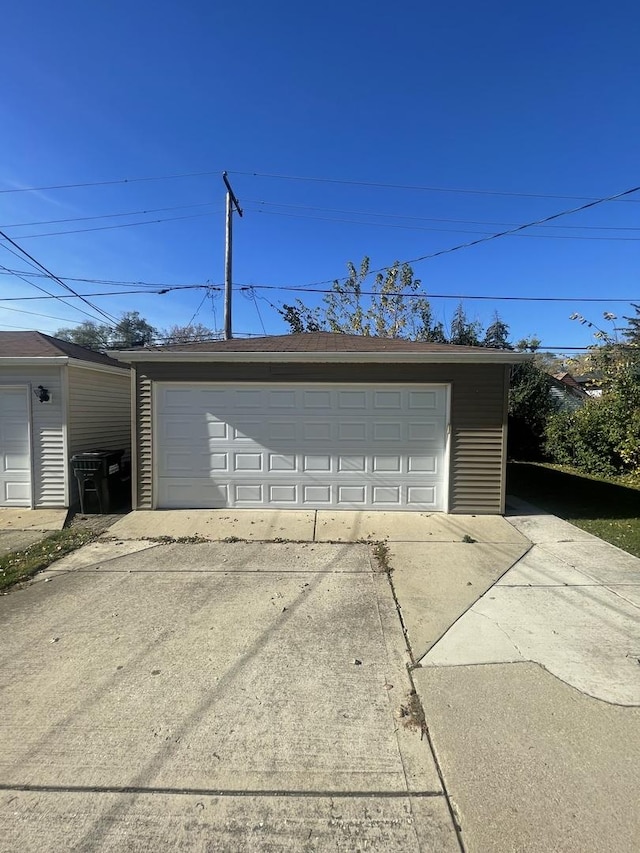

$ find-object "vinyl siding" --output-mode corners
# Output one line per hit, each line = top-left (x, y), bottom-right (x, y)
(133, 361), (509, 514)
(0, 367), (66, 507)
(67, 365), (131, 457)
(66, 364), (130, 505)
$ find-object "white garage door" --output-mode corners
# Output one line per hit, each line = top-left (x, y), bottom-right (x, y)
(0, 386), (32, 507)
(154, 383), (448, 511)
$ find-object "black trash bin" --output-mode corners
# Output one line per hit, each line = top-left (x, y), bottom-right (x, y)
(71, 449), (124, 514)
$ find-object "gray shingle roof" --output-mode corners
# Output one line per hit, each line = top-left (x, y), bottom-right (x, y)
(0, 331), (127, 369)
(139, 332), (488, 354)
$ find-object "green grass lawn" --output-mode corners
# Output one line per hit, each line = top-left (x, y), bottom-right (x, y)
(0, 528), (96, 593)
(507, 462), (640, 558)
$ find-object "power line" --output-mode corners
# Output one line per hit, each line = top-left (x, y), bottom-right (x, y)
(245, 199), (640, 231)
(242, 285), (639, 304)
(0, 278), (636, 305)
(246, 206), (640, 241)
(0, 201), (216, 229)
(0, 302), (85, 323)
(0, 170), (221, 195)
(186, 289), (210, 326)
(0, 284), (217, 301)
(0, 267), (210, 288)
(12, 211), (219, 240)
(0, 234), (117, 323)
(0, 267), (640, 303)
(231, 170), (640, 204)
(4, 167), (639, 205)
(242, 287), (267, 335)
(0, 259), (114, 324)
(284, 182), (640, 289)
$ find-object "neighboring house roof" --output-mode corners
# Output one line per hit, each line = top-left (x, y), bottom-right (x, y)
(114, 332), (531, 363)
(547, 374), (588, 409)
(553, 371), (584, 391)
(0, 331), (126, 369)
(573, 372), (603, 388)
(551, 372), (588, 397)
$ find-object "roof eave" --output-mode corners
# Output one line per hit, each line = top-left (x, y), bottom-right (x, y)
(0, 356), (69, 367)
(111, 350), (532, 364)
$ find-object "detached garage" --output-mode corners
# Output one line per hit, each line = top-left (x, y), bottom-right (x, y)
(116, 333), (528, 515)
(0, 332), (131, 509)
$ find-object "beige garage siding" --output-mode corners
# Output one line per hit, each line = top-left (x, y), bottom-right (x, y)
(0, 367), (66, 507)
(67, 365), (131, 457)
(133, 362), (509, 514)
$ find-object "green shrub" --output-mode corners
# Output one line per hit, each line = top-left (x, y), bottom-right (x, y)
(545, 405), (622, 477)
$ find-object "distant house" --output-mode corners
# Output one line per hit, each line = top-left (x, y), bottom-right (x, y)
(572, 373), (603, 398)
(550, 373), (590, 409)
(0, 332), (130, 508)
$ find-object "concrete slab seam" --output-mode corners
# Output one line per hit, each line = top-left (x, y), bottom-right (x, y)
(0, 782), (445, 799)
(43, 542), (162, 574)
(415, 543), (533, 665)
(375, 559), (467, 851)
(367, 570), (436, 852)
(406, 664), (467, 853)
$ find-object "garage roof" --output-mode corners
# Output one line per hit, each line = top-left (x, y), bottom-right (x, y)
(114, 332), (531, 364)
(0, 331), (127, 369)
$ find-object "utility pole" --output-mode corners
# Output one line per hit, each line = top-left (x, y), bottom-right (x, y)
(222, 171), (243, 340)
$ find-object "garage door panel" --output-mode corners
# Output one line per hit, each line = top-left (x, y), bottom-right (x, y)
(0, 387), (32, 507)
(155, 383), (447, 510)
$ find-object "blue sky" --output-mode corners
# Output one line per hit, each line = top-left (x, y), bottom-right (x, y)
(1, 0), (639, 351)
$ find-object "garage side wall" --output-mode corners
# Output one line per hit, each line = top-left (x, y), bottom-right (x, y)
(0, 366), (66, 507)
(133, 362), (509, 514)
(67, 365), (131, 457)
(67, 365), (132, 504)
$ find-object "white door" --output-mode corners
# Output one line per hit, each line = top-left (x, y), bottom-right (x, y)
(154, 383), (448, 511)
(0, 386), (32, 507)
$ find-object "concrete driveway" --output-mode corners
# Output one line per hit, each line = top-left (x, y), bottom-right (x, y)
(0, 538), (459, 852)
(0, 508), (68, 556)
(2, 506), (639, 851)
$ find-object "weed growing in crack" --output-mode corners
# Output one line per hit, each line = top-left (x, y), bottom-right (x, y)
(397, 690), (427, 738)
(372, 541), (393, 574)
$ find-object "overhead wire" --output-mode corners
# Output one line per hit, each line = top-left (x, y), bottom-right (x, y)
(0, 201), (217, 229)
(245, 199), (640, 232)
(0, 231), (118, 323)
(0, 302), (86, 323)
(0, 170), (221, 195)
(280, 182), (640, 290)
(245, 206), (640, 241)
(0, 284), (214, 301)
(0, 279), (635, 304)
(0, 259), (115, 324)
(4, 166), (640, 204)
(241, 285), (639, 304)
(231, 170), (640, 204)
(11, 211), (219, 240)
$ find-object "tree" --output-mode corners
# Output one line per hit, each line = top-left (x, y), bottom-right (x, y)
(545, 343), (640, 476)
(160, 323), (216, 344)
(514, 336), (541, 352)
(508, 361), (559, 460)
(448, 303), (482, 346)
(56, 311), (157, 351)
(279, 257), (443, 340)
(622, 303), (640, 344)
(55, 320), (111, 350)
(483, 312), (512, 349)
